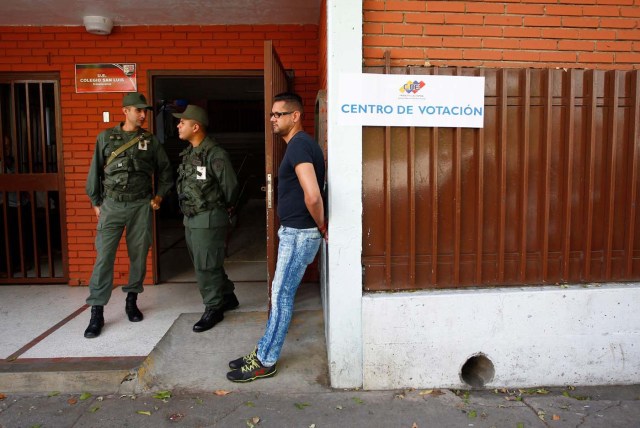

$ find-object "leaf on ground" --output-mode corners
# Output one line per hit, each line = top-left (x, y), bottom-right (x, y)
(335, 405), (343, 410)
(153, 390), (172, 400)
(352, 397), (364, 405)
(467, 410), (477, 419)
(89, 406), (100, 413)
(137, 410), (152, 416)
(79, 392), (92, 401)
(419, 389), (444, 396)
(309, 424), (316, 428)
(394, 393), (405, 399)
(214, 390), (232, 396)
(47, 391), (60, 397)
(295, 402), (310, 410)
(246, 416), (260, 427)
(0, 393), (6, 400)
(245, 401), (255, 407)
(195, 398), (204, 405)
(537, 410), (546, 421)
(552, 414), (561, 421)
(168, 412), (184, 421)
(67, 398), (78, 405)
(29, 425), (42, 428)
(517, 423), (524, 428)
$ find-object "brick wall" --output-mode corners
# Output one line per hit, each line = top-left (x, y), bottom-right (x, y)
(0, 24), (319, 286)
(363, 0), (640, 69)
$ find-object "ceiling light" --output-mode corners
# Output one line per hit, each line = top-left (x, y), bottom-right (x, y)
(83, 16), (113, 36)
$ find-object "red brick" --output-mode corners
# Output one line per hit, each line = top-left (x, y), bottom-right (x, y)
(386, 1), (427, 12)
(425, 25), (463, 36)
(540, 51), (578, 62)
(562, 17), (600, 28)
(442, 37), (483, 48)
(484, 16), (524, 26)
(403, 36), (443, 48)
(463, 26), (503, 37)
(523, 16), (563, 27)
(427, 1), (466, 13)
(444, 14), (484, 25)
(506, 4), (546, 14)
(405, 13), (445, 24)
(384, 23), (424, 35)
(363, 1), (385, 12)
(601, 18), (638, 28)
(546, 5), (584, 16)
(365, 11), (405, 23)
(579, 52), (615, 63)
(558, 40), (596, 51)
(466, 3), (505, 14)
(364, 35), (404, 47)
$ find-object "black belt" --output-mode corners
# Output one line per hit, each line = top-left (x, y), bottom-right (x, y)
(105, 189), (149, 202)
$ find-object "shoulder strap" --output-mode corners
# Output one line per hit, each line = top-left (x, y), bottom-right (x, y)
(105, 133), (145, 166)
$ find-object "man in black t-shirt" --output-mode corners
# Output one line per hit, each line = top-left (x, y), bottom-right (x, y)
(227, 92), (327, 382)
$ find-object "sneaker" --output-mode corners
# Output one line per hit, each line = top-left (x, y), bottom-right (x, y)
(228, 347), (257, 370)
(226, 354), (277, 382)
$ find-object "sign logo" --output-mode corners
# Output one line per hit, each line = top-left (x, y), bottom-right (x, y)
(400, 80), (426, 94)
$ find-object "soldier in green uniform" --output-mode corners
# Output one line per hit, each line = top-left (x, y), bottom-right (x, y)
(174, 105), (240, 333)
(84, 92), (173, 339)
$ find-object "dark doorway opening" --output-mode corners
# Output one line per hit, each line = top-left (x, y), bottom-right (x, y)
(151, 74), (267, 283)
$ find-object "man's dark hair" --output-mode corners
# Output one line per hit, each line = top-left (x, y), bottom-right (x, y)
(274, 92), (304, 114)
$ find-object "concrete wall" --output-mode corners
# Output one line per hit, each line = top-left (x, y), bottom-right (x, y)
(363, 285), (640, 389)
(324, 0), (363, 388)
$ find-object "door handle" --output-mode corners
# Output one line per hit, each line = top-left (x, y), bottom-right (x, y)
(266, 173), (272, 209)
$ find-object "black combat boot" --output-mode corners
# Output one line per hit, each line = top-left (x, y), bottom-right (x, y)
(125, 292), (143, 322)
(193, 308), (223, 333)
(84, 305), (104, 338)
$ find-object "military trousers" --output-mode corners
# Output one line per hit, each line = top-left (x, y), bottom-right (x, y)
(86, 197), (152, 306)
(184, 209), (235, 310)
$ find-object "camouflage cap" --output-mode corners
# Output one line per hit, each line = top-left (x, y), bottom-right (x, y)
(172, 104), (209, 127)
(122, 92), (152, 110)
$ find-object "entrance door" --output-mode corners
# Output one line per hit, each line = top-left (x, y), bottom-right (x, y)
(0, 75), (67, 283)
(264, 41), (291, 285)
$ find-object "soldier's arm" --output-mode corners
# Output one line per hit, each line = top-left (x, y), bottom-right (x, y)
(212, 151), (239, 207)
(85, 136), (105, 207)
(154, 140), (174, 199)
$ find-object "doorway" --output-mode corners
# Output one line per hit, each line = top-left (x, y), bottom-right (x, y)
(150, 73), (267, 284)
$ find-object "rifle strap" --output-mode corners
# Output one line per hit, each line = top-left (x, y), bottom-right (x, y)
(105, 133), (145, 166)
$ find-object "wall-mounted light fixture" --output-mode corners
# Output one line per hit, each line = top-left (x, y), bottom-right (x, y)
(83, 16), (113, 35)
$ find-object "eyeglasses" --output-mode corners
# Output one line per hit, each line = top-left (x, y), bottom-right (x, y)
(269, 111), (294, 118)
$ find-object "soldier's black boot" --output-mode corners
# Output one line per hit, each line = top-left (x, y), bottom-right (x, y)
(125, 292), (143, 322)
(84, 306), (104, 338)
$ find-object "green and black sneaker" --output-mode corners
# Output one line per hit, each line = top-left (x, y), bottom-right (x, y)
(226, 354), (277, 383)
(228, 347), (257, 370)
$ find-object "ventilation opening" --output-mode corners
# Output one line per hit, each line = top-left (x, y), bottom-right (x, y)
(460, 354), (495, 388)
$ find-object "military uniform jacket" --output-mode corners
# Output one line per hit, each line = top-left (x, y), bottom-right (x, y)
(86, 124), (173, 206)
(177, 136), (238, 228)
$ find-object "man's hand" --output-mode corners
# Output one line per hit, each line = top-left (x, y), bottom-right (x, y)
(93, 205), (101, 220)
(150, 195), (163, 210)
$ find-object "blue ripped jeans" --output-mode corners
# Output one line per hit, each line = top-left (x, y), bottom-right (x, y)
(257, 226), (322, 366)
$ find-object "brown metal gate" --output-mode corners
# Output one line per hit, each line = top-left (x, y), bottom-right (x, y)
(0, 75), (67, 283)
(363, 67), (640, 291)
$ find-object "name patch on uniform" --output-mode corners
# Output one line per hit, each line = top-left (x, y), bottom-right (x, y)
(196, 166), (206, 180)
(138, 141), (148, 151)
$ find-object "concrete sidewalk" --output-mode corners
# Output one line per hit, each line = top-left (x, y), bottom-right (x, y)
(1, 385), (639, 427)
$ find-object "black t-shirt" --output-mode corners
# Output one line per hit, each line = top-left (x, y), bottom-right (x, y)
(277, 131), (325, 229)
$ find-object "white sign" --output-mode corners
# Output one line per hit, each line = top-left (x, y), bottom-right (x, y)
(337, 73), (485, 128)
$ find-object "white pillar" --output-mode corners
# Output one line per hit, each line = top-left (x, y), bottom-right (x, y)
(324, 0), (363, 388)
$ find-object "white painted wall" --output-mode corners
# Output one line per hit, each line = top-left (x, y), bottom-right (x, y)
(324, 0), (363, 388)
(363, 284), (640, 389)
